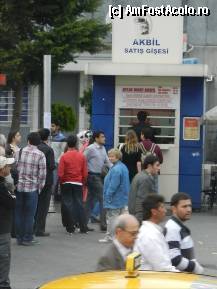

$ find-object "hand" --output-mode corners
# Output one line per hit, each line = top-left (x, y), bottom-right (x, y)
(194, 261), (204, 274)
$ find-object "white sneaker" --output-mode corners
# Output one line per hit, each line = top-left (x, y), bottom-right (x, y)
(98, 236), (112, 243)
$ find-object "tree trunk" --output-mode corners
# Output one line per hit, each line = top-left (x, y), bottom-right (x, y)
(10, 82), (23, 131)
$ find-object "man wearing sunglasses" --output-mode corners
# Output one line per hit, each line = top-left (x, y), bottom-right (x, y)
(97, 214), (139, 271)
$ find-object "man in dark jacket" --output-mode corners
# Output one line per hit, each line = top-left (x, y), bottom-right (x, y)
(132, 111), (155, 142)
(35, 128), (55, 237)
(128, 155), (160, 223)
(0, 156), (16, 289)
(97, 214), (139, 271)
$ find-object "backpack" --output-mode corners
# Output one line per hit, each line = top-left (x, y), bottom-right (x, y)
(140, 142), (157, 163)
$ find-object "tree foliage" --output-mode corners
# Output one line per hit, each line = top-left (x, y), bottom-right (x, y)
(51, 103), (76, 132)
(0, 0), (110, 130)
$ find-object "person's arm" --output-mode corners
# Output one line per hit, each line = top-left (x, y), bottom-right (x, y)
(165, 226), (203, 274)
(82, 156), (88, 185)
(137, 149), (142, 173)
(83, 146), (92, 160)
(14, 150), (19, 164)
(156, 145), (163, 164)
(104, 152), (112, 168)
(135, 178), (155, 222)
(104, 169), (121, 203)
(96, 256), (115, 272)
(38, 154), (47, 192)
(47, 148), (56, 171)
(57, 155), (65, 183)
(0, 186), (16, 209)
(102, 146), (112, 168)
(136, 236), (176, 272)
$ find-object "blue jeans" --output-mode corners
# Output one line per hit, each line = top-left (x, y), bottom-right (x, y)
(15, 191), (38, 242)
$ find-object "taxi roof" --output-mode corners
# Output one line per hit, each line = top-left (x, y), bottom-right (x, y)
(39, 271), (217, 289)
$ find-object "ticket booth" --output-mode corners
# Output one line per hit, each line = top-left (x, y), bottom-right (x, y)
(86, 14), (208, 208)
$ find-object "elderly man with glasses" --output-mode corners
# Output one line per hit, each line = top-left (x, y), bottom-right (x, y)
(97, 214), (139, 271)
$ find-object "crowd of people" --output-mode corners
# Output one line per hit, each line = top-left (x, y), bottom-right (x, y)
(0, 111), (203, 289)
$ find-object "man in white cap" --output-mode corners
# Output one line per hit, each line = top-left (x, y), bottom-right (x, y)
(0, 156), (16, 289)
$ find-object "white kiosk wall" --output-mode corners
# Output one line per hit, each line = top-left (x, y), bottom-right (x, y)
(115, 76), (181, 201)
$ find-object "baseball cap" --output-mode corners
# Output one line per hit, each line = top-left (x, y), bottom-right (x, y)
(0, 156), (15, 169)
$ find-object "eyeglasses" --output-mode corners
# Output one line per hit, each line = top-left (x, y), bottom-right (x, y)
(123, 230), (139, 237)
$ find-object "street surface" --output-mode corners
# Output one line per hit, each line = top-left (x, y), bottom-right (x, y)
(11, 206), (217, 289)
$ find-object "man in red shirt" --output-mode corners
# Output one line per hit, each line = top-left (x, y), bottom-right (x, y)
(58, 135), (88, 234)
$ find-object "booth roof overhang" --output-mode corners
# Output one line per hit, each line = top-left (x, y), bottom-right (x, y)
(85, 62), (208, 77)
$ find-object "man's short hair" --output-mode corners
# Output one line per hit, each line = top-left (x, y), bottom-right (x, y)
(143, 154), (159, 169)
(137, 111), (148, 122)
(171, 192), (191, 207)
(92, 130), (104, 141)
(67, 135), (77, 148)
(142, 194), (165, 220)
(51, 119), (61, 127)
(108, 148), (122, 160)
(27, 132), (41, 146)
(141, 127), (153, 140)
(38, 128), (50, 141)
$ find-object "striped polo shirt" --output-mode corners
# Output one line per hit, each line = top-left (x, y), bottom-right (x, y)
(164, 216), (196, 272)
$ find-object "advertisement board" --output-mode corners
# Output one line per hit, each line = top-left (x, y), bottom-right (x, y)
(183, 117), (201, 141)
(117, 86), (180, 109)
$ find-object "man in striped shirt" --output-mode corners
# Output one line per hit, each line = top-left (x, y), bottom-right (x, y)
(15, 132), (46, 246)
(164, 193), (203, 274)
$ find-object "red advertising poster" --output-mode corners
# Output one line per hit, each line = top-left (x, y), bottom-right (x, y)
(183, 117), (200, 141)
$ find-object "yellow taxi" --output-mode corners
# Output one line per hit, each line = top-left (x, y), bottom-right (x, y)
(37, 253), (217, 289)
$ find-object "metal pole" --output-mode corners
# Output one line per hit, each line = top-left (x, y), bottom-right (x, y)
(43, 55), (51, 129)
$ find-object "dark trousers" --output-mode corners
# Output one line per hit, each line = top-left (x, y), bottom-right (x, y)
(34, 184), (52, 234)
(61, 183), (87, 232)
(85, 174), (106, 228)
(0, 233), (11, 289)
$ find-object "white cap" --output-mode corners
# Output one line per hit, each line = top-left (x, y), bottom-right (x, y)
(0, 156), (15, 169)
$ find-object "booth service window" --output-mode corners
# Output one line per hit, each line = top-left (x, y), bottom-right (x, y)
(118, 109), (175, 144)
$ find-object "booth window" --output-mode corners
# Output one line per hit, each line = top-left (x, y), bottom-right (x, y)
(118, 109), (176, 144)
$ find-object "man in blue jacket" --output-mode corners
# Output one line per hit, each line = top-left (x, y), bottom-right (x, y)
(99, 148), (130, 243)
